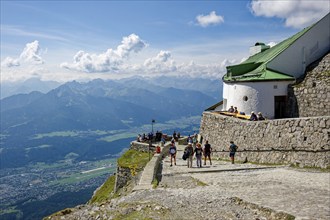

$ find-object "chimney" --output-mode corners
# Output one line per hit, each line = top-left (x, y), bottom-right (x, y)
(249, 42), (270, 56)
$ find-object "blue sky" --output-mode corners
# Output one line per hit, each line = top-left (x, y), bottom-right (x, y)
(1, 0), (329, 82)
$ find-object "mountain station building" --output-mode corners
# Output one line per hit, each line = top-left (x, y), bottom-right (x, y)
(211, 13), (330, 119)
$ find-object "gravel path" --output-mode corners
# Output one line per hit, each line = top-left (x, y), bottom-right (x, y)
(47, 143), (330, 220)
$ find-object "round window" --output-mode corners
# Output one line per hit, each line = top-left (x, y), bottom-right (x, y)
(243, 96), (248, 101)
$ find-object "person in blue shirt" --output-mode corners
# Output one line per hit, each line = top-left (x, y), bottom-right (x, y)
(169, 142), (177, 167)
(229, 141), (238, 164)
(249, 111), (258, 121)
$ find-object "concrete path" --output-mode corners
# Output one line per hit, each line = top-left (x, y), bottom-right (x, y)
(159, 142), (330, 220)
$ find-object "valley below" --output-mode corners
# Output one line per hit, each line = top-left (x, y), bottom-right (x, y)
(0, 116), (201, 220)
(0, 76), (219, 219)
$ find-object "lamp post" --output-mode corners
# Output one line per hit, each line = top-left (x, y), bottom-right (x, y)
(151, 119), (155, 134)
(149, 119), (155, 161)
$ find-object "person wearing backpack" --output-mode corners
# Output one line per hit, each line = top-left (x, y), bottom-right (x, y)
(229, 141), (238, 164)
(169, 142), (177, 167)
(184, 143), (194, 168)
(194, 143), (203, 168)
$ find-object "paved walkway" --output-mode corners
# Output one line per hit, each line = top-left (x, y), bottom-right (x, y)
(48, 142), (330, 219)
(158, 143), (330, 220)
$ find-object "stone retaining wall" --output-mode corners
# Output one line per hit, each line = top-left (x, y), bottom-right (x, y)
(114, 166), (132, 192)
(287, 53), (330, 117)
(130, 141), (156, 152)
(200, 112), (330, 168)
(115, 141), (169, 192)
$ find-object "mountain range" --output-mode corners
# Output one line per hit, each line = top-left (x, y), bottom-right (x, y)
(0, 76), (221, 168)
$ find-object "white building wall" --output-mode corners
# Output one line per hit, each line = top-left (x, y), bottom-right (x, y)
(222, 80), (294, 118)
(268, 13), (330, 78)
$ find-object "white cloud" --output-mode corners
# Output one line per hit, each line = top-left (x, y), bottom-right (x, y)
(139, 50), (238, 78)
(19, 40), (44, 64)
(143, 50), (176, 72)
(196, 11), (224, 27)
(61, 34), (147, 73)
(250, 0), (330, 28)
(1, 57), (20, 67)
(220, 58), (237, 68)
(1, 40), (44, 68)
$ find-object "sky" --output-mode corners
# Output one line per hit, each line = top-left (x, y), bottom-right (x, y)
(1, 0), (329, 83)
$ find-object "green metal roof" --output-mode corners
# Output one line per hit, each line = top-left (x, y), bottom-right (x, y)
(223, 24), (312, 82)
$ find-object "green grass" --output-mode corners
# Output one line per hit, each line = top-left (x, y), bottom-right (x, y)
(89, 175), (117, 204)
(117, 149), (150, 170)
(89, 150), (150, 203)
(152, 179), (158, 189)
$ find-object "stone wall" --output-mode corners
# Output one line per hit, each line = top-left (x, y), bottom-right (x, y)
(200, 112), (330, 168)
(287, 52), (330, 117)
(114, 166), (133, 192)
(114, 141), (166, 192)
(130, 141), (156, 152)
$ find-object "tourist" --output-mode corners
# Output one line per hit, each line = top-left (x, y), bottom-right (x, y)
(184, 143), (194, 168)
(192, 134), (197, 149)
(148, 132), (153, 142)
(257, 112), (265, 120)
(249, 111), (258, 121)
(172, 131), (177, 141)
(228, 106), (234, 113)
(194, 143), (203, 168)
(187, 135), (192, 144)
(234, 107), (238, 114)
(229, 141), (238, 164)
(156, 145), (161, 154)
(160, 136), (166, 147)
(203, 140), (212, 165)
(169, 142), (177, 166)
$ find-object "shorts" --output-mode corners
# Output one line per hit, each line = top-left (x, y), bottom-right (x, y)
(229, 152), (236, 157)
(204, 152), (211, 157)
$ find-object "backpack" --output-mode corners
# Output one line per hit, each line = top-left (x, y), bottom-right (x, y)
(182, 151), (188, 160)
(230, 144), (237, 152)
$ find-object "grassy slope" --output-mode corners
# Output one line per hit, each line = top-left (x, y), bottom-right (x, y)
(88, 149), (150, 204)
